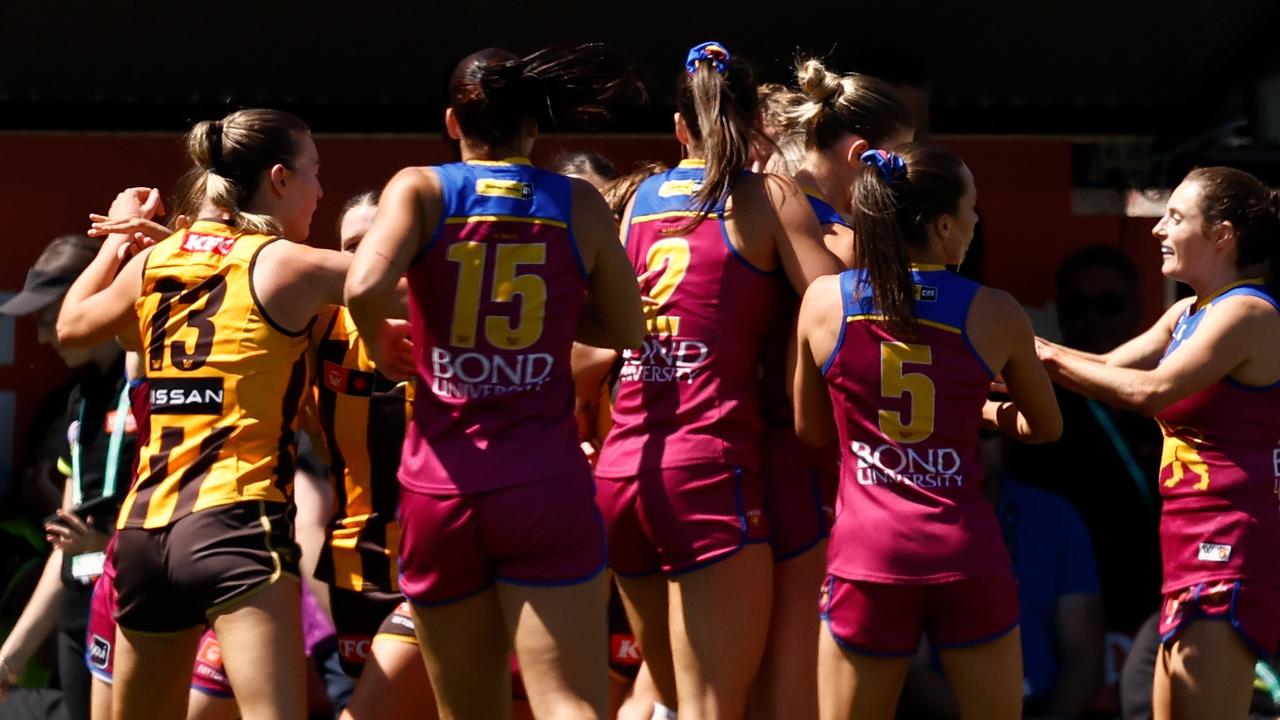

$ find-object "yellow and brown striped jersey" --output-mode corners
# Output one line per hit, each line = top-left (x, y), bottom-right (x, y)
(119, 220), (310, 530)
(310, 305), (412, 595)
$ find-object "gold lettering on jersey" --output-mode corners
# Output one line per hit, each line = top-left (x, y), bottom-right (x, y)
(475, 179), (534, 200)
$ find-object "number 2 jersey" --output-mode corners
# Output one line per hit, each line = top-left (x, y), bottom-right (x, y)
(400, 159), (589, 494)
(1156, 281), (1280, 591)
(120, 220), (310, 530)
(597, 160), (779, 477)
(824, 266), (1009, 583)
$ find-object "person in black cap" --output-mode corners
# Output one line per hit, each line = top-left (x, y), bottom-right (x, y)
(0, 234), (135, 720)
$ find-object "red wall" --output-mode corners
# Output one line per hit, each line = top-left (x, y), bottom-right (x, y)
(0, 132), (1162, 477)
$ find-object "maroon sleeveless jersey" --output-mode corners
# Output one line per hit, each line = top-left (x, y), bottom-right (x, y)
(597, 160), (778, 477)
(824, 266), (1010, 583)
(399, 159), (589, 494)
(1156, 282), (1280, 591)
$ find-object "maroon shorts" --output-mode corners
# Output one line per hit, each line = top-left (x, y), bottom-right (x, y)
(398, 471), (606, 606)
(821, 572), (1021, 657)
(761, 428), (838, 561)
(1158, 579), (1280, 657)
(597, 463), (770, 576)
(86, 576), (232, 696)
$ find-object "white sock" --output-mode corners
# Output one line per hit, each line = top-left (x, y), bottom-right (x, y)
(651, 702), (677, 720)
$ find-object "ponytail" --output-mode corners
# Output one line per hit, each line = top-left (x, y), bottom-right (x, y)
(848, 144), (968, 331)
(674, 42), (764, 228)
(184, 108), (310, 236)
(448, 44), (646, 151)
(786, 58), (915, 151)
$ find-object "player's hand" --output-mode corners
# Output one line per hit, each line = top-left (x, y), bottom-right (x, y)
(106, 187), (164, 222)
(0, 654), (20, 703)
(372, 319), (415, 381)
(44, 510), (109, 556)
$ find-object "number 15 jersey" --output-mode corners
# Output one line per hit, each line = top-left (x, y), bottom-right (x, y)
(120, 220), (310, 530)
(597, 160), (778, 478)
(400, 159), (589, 495)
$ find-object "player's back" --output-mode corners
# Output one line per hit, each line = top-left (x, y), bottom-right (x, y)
(824, 265), (1007, 583)
(120, 220), (310, 529)
(597, 160), (778, 477)
(402, 159), (588, 494)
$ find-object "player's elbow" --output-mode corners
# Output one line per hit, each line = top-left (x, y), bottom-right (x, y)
(795, 416), (835, 448)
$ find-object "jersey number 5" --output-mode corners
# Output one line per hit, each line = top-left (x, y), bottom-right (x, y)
(148, 274), (228, 373)
(879, 342), (936, 443)
(447, 241), (547, 350)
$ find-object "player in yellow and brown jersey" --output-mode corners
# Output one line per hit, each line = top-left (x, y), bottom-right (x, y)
(54, 109), (388, 720)
(310, 193), (436, 719)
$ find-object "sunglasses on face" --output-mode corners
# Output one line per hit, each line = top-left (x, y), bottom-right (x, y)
(1058, 292), (1130, 317)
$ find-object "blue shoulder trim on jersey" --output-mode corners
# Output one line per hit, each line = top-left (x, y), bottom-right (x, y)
(805, 192), (849, 228)
(822, 270), (859, 376)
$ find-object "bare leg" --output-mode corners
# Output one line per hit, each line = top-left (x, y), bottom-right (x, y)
(1154, 620), (1255, 720)
(617, 662), (662, 720)
(498, 574), (609, 720)
(751, 541), (826, 720)
(187, 690), (240, 720)
(669, 544), (774, 720)
(340, 636), (436, 720)
(817, 626), (911, 720)
(90, 676), (112, 720)
(410, 589), (510, 720)
(112, 625), (203, 720)
(210, 577), (306, 720)
(615, 574), (677, 709)
(936, 627), (1023, 720)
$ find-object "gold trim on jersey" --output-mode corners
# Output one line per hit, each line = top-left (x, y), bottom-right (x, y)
(846, 314), (963, 335)
(443, 215), (567, 228)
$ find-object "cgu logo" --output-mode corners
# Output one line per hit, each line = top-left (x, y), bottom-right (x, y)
(338, 635), (373, 664)
(181, 233), (237, 256)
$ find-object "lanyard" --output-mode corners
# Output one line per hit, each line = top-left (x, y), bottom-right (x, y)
(1084, 399), (1155, 512)
(71, 383), (131, 507)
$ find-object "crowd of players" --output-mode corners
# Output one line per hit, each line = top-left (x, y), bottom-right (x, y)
(0, 39), (1278, 720)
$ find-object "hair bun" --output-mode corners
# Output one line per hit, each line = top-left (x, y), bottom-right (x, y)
(797, 59), (841, 104)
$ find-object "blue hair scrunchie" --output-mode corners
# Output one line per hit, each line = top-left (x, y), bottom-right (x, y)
(860, 149), (907, 184)
(685, 41), (731, 75)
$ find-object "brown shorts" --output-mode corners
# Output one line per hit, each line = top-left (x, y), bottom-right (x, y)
(114, 501), (300, 634)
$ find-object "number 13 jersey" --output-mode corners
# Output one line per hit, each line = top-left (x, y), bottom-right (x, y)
(400, 159), (589, 494)
(120, 220), (310, 530)
(597, 160), (778, 478)
(824, 266), (1008, 583)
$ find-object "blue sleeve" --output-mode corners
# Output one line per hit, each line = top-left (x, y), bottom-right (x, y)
(1052, 497), (1101, 597)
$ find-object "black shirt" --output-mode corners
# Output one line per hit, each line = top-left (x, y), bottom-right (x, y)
(55, 355), (134, 633)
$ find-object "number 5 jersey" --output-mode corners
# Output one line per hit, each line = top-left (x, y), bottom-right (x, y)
(822, 266), (1009, 583)
(120, 219), (310, 529)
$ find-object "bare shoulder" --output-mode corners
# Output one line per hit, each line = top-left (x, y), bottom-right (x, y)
(800, 273), (844, 321)
(971, 285), (1032, 336)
